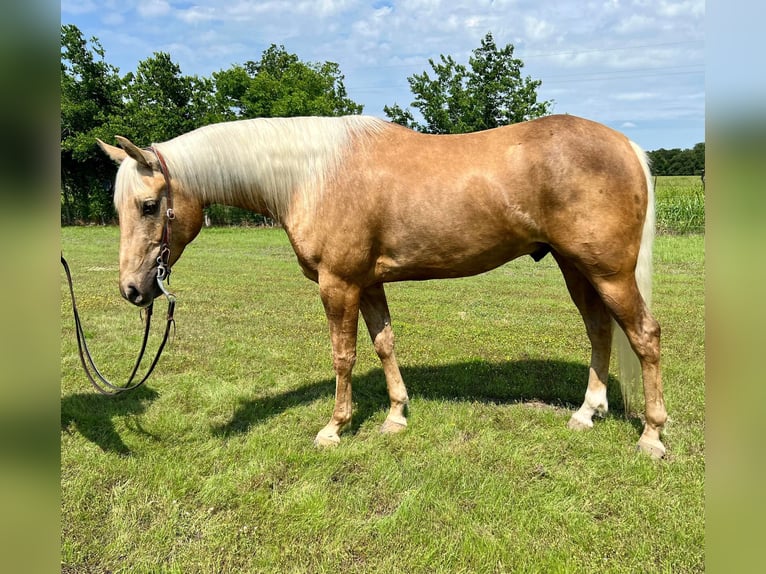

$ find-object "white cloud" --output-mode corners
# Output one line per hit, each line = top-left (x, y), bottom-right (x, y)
(102, 12), (125, 26)
(465, 16), (483, 29)
(210, 0), (358, 20)
(177, 6), (217, 24)
(137, 0), (171, 19)
(524, 16), (555, 41)
(614, 92), (658, 101)
(615, 13), (654, 34)
(61, 0), (99, 15)
(658, 0), (705, 19)
(309, 0), (358, 18)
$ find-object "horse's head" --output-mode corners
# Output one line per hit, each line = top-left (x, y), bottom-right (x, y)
(98, 137), (203, 307)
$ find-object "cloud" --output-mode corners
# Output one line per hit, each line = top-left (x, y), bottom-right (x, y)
(524, 15), (555, 41)
(60, 0), (98, 15)
(658, 0), (705, 18)
(102, 12), (125, 26)
(352, 5), (392, 39)
(214, 0), (358, 20)
(614, 92), (659, 101)
(615, 14), (654, 34)
(177, 5), (217, 24)
(137, 0), (171, 19)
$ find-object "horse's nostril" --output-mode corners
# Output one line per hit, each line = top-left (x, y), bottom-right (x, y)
(124, 283), (142, 305)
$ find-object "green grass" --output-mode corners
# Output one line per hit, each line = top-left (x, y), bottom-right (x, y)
(61, 226), (704, 573)
(654, 176), (705, 234)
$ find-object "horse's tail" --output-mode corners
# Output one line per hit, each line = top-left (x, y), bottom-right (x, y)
(614, 141), (655, 415)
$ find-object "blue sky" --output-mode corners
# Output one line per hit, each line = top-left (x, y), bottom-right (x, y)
(61, 0), (705, 151)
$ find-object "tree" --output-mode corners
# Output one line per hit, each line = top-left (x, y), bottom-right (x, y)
(385, 32), (552, 134)
(120, 52), (222, 145)
(692, 142), (705, 174)
(60, 24), (125, 223)
(647, 144), (705, 176)
(213, 44), (362, 119)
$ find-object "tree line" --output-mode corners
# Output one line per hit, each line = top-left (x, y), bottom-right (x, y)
(61, 24), (703, 225)
(647, 143), (705, 177)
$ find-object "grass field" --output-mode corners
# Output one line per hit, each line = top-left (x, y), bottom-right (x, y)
(654, 175), (705, 234)
(61, 209), (704, 573)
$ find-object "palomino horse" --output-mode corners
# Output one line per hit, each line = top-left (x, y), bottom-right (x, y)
(97, 114), (667, 458)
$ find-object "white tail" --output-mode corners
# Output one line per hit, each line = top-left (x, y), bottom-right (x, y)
(614, 141), (654, 415)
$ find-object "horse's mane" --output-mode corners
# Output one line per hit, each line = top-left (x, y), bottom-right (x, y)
(114, 115), (387, 221)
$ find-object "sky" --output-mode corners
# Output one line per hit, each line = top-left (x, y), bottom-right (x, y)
(61, 0), (705, 151)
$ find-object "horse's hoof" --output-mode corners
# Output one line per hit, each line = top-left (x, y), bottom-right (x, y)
(380, 417), (407, 434)
(314, 432), (341, 448)
(636, 436), (666, 459)
(567, 413), (593, 431)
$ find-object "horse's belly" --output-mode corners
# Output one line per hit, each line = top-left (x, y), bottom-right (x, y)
(374, 241), (532, 282)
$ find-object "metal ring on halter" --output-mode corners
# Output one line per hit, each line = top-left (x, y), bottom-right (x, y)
(157, 272), (175, 301)
(157, 260), (167, 280)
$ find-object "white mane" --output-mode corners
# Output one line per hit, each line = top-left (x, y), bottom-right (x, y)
(114, 115), (387, 221)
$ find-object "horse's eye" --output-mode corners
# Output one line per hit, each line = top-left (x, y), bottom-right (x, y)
(142, 200), (159, 217)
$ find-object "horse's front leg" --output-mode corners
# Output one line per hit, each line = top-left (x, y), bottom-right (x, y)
(360, 284), (409, 434)
(314, 275), (361, 447)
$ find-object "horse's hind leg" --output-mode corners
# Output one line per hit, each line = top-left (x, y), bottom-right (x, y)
(360, 284), (409, 433)
(593, 273), (667, 458)
(553, 253), (613, 430)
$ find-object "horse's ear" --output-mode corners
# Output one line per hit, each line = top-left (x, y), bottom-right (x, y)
(114, 136), (158, 170)
(96, 138), (128, 165)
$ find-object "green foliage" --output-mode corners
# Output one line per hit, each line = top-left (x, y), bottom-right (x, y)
(61, 228), (704, 572)
(648, 142), (705, 176)
(119, 52), (222, 144)
(385, 32), (552, 133)
(214, 45), (362, 119)
(60, 24), (125, 223)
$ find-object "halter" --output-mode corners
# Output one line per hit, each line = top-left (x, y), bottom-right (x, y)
(61, 146), (177, 395)
(150, 145), (175, 294)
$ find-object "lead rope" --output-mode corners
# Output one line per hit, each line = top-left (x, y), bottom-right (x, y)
(61, 254), (176, 395)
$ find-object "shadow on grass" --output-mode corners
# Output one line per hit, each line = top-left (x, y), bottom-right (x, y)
(61, 386), (159, 455)
(212, 359), (629, 438)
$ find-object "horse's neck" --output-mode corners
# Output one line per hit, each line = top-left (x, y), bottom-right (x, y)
(173, 141), (299, 222)
(168, 116), (380, 223)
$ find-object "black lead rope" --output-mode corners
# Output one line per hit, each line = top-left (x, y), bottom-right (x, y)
(61, 254), (176, 396)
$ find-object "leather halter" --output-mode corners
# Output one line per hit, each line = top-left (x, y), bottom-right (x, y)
(150, 145), (175, 291)
(61, 146), (177, 395)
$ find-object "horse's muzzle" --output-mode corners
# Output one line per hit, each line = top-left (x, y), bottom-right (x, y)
(121, 275), (161, 307)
